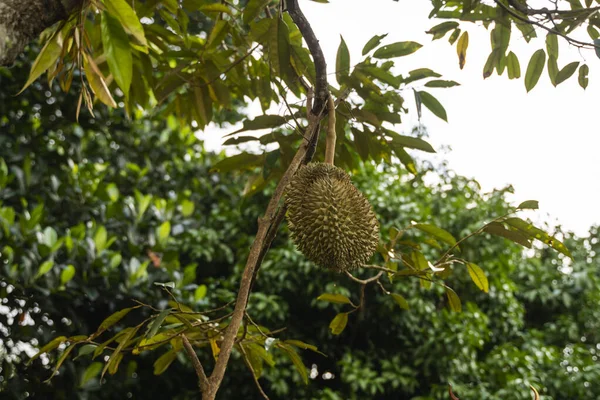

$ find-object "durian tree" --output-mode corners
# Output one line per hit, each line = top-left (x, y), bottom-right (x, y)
(1, 0), (595, 399)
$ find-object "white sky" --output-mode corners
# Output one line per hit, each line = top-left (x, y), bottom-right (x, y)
(203, 0), (600, 236)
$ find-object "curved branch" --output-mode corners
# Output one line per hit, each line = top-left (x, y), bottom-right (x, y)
(287, 0), (329, 113)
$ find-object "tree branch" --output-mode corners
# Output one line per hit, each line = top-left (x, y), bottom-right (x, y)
(287, 0), (328, 113)
(181, 334), (210, 394)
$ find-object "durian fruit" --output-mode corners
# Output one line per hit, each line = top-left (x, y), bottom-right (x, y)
(285, 163), (379, 272)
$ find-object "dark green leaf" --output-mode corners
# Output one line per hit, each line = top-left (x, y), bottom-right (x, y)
(147, 309), (172, 339)
(484, 222), (532, 248)
(391, 293), (409, 310)
(317, 293), (352, 305)
(414, 223), (456, 246)
(579, 64), (589, 89)
(517, 200), (539, 210)
(336, 35), (350, 83)
(424, 79), (460, 88)
(417, 91), (448, 122)
(556, 61), (579, 85)
(362, 33), (388, 55)
(445, 287), (462, 312)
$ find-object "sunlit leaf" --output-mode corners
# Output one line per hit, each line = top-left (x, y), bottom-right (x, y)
(60, 265), (76, 285)
(83, 54), (117, 108)
(279, 344), (308, 384)
(102, 12), (132, 98)
(413, 223), (456, 246)
(80, 362), (103, 387)
(467, 263), (489, 293)
(98, 307), (135, 332)
(317, 293), (352, 305)
(391, 293), (409, 310)
(456, 31), (469, 69)
(484, 222), (532, 248)
(329, 312), (349, 335)
(28, 336), (67, 365)
(35, 260), (54, 279)
(104, 0), (148, 46)
(153, 350), (178, 375)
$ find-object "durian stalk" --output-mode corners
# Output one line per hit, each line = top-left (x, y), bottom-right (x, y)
(325, 95), (336, 165)
(306, 87), (314, 118)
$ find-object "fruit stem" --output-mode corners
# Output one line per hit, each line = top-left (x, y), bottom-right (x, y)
(325, 95), (336, 165)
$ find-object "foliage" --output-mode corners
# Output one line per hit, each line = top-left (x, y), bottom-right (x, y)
(3, 0), (600, 399)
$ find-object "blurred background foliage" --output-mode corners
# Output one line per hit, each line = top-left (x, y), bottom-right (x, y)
(2, 46), (600, 400)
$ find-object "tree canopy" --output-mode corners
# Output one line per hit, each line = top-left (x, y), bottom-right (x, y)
(1, 0), (599, 399)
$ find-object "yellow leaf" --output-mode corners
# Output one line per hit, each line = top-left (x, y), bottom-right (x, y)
(210, 338), (220, 361)
(83, 54), (117, 108)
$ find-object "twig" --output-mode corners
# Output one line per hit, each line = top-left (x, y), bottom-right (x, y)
(181, 334), (210, 394)
(238, 344), (271, 400)
(345, 270), (384, 285)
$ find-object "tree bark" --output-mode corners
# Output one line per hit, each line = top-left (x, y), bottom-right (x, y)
(0, 0), (83, 66)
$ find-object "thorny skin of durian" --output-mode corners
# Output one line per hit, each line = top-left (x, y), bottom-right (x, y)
(285, 163), (380, 272)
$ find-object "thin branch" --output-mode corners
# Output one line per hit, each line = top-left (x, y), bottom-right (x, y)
(181, 334), (210, 394)
(239, 344), (271, 400)
(287, 0), (328, 113)
(345, 270), (384, 285)
(494, 0), (597, 49)
(362, 264), (399, 274)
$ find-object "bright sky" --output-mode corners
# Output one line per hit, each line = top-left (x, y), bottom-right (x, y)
(203, 0), (600, 236)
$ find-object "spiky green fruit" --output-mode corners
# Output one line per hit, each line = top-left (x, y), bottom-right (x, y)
(285, 163), (379, 272)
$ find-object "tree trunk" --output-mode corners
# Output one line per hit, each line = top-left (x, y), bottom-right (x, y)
(0, 0), (83, 66)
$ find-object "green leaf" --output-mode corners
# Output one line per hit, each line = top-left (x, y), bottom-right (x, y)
(194, 284), (207, 301)
(336, 35), (350, 83)
(426, 21), (459, 40)
(154, 350), (178, 375)
(243, 0), (270, 24)
(199, 4), (232, 14)
(279, 344), (308, 384)
(98, 307), (135, 332)
(545, 33), (559, 59)
(467, 263), (489, 293)
(556, 61), (579, 85)
(104, 0), (148, 46)
(102, 325), (140, 378)
(389, 134), (435, 153)
(94, 226), (107, 254)
(525, 49), (546, 92)
(484, 222), (532, 248)
(18, 23), (67, 94)
(424, 79), (460, 88)
(329, 313), (349, 335)
(547, 56), (558, 86)
(445, 287), (462, 312)
(506, 51), (521, 79)
(35, 260), (55, 279)
(61, 265), (76, 285)
(211, 152), (264, 173)
(283, 340), (324, 355)
(578, 64), (589, 89)
(456, 31), (469, 69)
(28, 336), (67, 365)
(227, 115), (287, 136)
(147, 309), (172, 339)
(504, 218), (572, 258)
(181, 199), (195, 217)
(157, 221), (171, 243)
(362, 33), (387, 55)
(80, 362), (103, 387)
(373, 41), (422, 59)
(83, 54), (117, 108)
(417, 91), (447, 122)
(46, 343), (77, 382)
(391, 293), (409, 310)
(414, 223), (456, 246)
(517, 200), (539, 210)
(106, 183), (120, 202)
(102, 12), (132, 98)
(317, 293), (352, 305)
